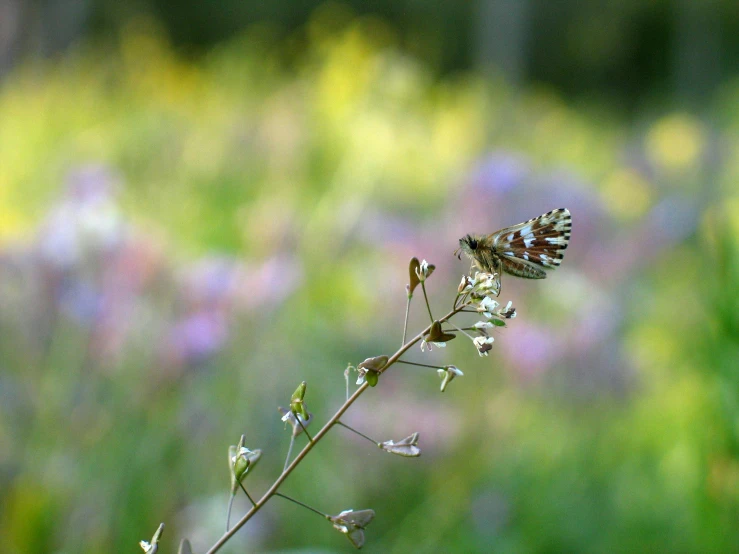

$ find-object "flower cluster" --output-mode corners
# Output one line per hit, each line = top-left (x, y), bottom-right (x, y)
(458, 271), (501, 299)
(453, 272), (516, 356)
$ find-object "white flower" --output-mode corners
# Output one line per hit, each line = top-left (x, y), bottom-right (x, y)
(279, 407), (313, 436)
(473, 336), (495, 356)
(478, 296), (500, 318)
(498, 300), (517, 319)
(420, 339), (446, 352)
(437, 365), (464, 391)
(415, 259), (434, 282)
(473, 321), (494, 330)
(458, 275), (474, 293)
(475, 273), (496, 290)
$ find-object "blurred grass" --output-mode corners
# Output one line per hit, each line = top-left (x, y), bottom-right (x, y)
(0, 7), (738, 553)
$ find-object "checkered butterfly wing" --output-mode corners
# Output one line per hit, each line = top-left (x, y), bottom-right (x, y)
(490, 208), (572, 279)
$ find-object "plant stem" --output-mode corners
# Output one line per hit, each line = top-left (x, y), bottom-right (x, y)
(402, 294), (412, 346)
(283, 436), (295, 473)
(239, 482), (257, 508)
(274, 492), (329, 519)
(447, 322), (475, 341)
(335, 420), (379, 446)
(204, 306), (464, 554)
(226, 494), (235, 531)
(297, 417), (314, 443)
(421, 282), (434, 322)
(395, 360), (442, 370)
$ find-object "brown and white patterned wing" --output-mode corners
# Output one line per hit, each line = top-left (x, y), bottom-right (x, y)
(490, 208), (571, 279)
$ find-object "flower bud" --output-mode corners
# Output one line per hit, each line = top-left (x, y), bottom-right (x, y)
(289, 381), (309, 419)
(229, 435), (262, 494)
(458, 275), (473, 294)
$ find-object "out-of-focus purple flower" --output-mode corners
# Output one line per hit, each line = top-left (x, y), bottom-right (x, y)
(500, 322), (562, 380)
(235, 254), (303, 310)
(354, 206), (417, 247)
(180, 257), (242, 306)
(165, 311), (228, 367)
(470, 151), (531, 195)
(67, 165), (119, 204)
(58, 278), (103, 325)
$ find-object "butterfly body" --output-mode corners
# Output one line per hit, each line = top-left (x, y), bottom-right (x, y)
(458, 208), (571, 280)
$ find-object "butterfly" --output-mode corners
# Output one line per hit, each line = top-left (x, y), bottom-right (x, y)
(456, 208), (571, 283)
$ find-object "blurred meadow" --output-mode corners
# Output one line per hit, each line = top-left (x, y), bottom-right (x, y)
(1, 1), (739, 552)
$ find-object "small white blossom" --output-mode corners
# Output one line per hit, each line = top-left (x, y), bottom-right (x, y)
(473, 321), (494, 330)
(437, 365), (464, 391)
(279, 407), (313, 437)
(478, 296), (500, 318)
(415, 259), (434, 282)
(498, 300), (517, 319)
(420, 339), (446, 352)
(356, 369), (367, 385)
(475, 273), (496, 291)
(473, 336), (495, 356)
(458, 275), (471, 293)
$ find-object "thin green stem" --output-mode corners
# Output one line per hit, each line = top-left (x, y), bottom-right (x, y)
(238, 482), (257, 509)
(297, 417), (313, 443)
(283, 435), (295, 473)
(396, 360), (442, 370)
(335, 420), (379, 446)
(226, 494), (235, 532)
(274, 492), (329, 519)
(447, 322), (475, 341)
(421, 282), (434, 322)
(402, 294), (412, 346)
(205, 305), (465, 554)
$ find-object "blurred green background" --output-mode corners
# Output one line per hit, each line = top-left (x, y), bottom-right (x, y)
(1, 1), (739, 552)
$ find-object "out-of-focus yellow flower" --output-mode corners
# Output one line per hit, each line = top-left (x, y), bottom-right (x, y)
(646, 113), (704, 173)
(600, 168), (653, 219)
